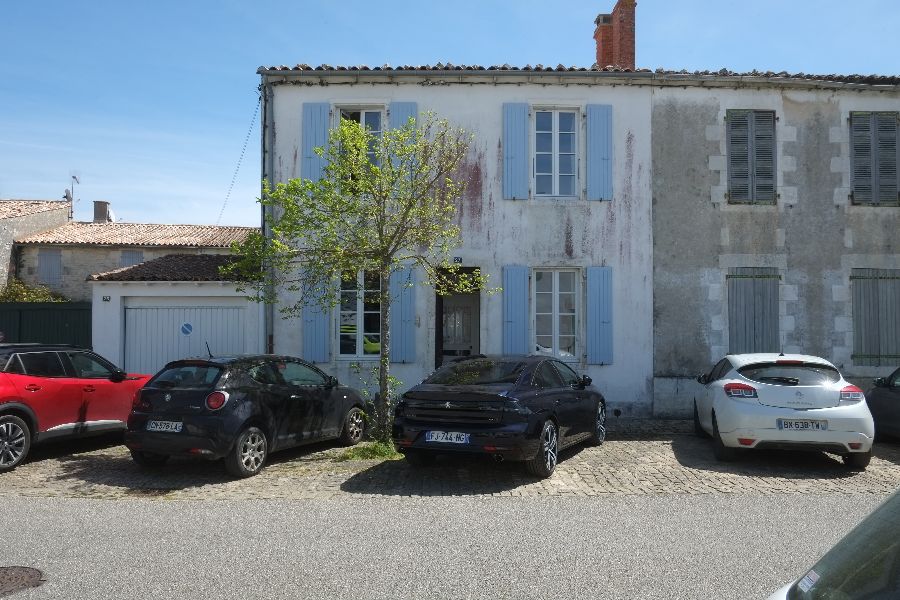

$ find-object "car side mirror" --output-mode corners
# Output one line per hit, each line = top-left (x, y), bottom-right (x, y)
(326, 375), (338, 388)
(581, 375), (592, 388)
(697, 374), (709, 385)
(110, 369), (127, 383)
(874, 377), (887, 388)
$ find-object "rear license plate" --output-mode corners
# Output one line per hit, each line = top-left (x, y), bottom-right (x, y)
(147, 420), (183, 433)
(777, 419), (827, 431)
(425, 431), (470, 444)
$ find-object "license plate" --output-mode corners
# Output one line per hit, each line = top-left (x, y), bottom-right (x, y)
(425, 431), (470, 444)
(777, 419), (827, 431)
(147, 420), (183, 433)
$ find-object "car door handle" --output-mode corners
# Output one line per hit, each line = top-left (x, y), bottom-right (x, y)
(291, 395), (301, 399)
(24, 384), (41, 392)
(83, 386), (95, 392)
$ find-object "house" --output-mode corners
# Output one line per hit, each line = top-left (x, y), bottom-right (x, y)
(258, 0), (899, 417)
(15, 200), (257, 302)
(89, 254), (264, 374)
(0, 199), (71, 285)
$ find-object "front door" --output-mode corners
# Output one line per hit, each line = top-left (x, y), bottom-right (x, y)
(439, 293), (480, 366)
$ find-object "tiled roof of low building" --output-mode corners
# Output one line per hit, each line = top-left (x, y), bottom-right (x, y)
(16, 222), (258, 247)
(258, 63), (900, 86)
(0, 200), (70, 219)
(89, 254), (239, 282)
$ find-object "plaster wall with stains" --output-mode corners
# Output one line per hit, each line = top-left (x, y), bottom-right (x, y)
(265, 79), (655, 414)
(652, 85), (900, 417)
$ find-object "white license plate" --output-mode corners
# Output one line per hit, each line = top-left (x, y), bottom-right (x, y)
(147, 420), (183, 433)
(778, 419), (827, 431)
(425, 431), (470, 444)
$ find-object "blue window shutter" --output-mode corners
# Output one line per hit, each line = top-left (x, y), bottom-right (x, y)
(586, 104), (613, 201)
(389, 102), (418, 130)
(302, 287), (330, 363)
(301, 103), (330, 183)
(38, 248), (62, 287)
(503, 103), (529, 200)
(586, 267), (613, 364)
(390, 267), (416, 363)
(502, 265), (529, 354)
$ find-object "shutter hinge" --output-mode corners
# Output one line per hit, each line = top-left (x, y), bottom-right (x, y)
(724, 191), (730, 200)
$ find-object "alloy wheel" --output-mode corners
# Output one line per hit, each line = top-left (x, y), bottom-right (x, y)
(0, 421), (26, 468)
(596, 403), (607, 443)
(541, 422), (558, 472)
(239, 431), (267, 473)
(347, 409), (364, 443)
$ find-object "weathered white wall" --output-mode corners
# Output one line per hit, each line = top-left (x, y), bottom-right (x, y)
(266, 76), (654, 414)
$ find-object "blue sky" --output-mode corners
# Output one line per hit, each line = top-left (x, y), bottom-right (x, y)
(2, 0), (898, 226)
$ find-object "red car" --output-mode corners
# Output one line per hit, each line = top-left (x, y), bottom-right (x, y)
(0, 344), (150, 472)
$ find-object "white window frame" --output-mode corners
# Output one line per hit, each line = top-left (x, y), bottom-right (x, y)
(532, 108), (580, 198)
(337, 106), (384, 165)
(338, 270), (381, 358)
(532, 268), (581, 360)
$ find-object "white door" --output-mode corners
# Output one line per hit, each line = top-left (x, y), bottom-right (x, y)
(124, 306), (245, 374)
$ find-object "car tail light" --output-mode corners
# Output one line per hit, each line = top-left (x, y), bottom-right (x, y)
(205, 391), (229, 410)
(840, 385), (864, 403)
(849, 443), (862, 450)
(724, 383), (758, 398)
(738, 438), (755, 446)
(132, 389), (142, 409)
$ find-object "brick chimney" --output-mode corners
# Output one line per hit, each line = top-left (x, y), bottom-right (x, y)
(594, 0), (636, 70)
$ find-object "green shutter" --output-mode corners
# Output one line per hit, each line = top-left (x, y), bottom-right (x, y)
(727, 110), (752, 202)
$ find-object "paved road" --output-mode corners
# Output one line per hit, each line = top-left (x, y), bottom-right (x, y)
(1, 420), (897, 599)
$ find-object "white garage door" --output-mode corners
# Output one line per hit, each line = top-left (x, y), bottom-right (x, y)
(124, 306), (246, 374)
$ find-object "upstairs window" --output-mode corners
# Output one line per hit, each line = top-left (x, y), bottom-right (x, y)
(726, 110), (776, 204)
(534, 110), (578, 197)
(340, 109), (382, 165)
(851, 112), (899, 206)
(37, 248), (62, 286)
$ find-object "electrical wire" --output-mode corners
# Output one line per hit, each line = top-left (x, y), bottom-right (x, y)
(216, 93), (261, 225)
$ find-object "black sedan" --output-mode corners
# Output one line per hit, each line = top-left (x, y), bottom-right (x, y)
(867, 366), (900, 440)
(392, 355), (606, 478)
(125, 355), (366, 477)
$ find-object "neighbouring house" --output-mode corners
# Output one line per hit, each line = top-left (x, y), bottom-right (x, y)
(89, 254), (264, 374)
(258, 0), (899, 417)
(0, 199), (71, 286)
(15, 200), (258, 302)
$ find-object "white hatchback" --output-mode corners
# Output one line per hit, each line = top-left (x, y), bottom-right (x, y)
(694, 353), (875, 470)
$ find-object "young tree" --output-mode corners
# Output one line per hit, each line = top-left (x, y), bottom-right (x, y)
(229, 114), (487, 442)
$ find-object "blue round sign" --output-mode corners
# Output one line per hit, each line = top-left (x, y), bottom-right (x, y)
(181, 323), (193, 336)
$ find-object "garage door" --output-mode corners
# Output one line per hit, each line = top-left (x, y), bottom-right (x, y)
(124, 306), (246, 374)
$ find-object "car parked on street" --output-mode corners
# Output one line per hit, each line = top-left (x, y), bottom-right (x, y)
(125, 355), (366, 477)
(694, 353), (874, 469)
(0, 343), (150, 472)
(866, 366), (900, 440)
(768, 486), (900, 599)
(392, 355), (606, 478)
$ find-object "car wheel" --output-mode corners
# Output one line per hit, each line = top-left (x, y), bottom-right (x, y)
(843, 450), (871, 471)
(130, 450), (169, 469)
(587, 401), (607, 446)
(339, 407), (365, 446)
(525, 420), (559, 478)
(403, 450), (436, 467)
(0, 415), (31, 473)
(712, 414), (737, 462)
(225, 426), (268, 478)
(694, 401), (710, 438)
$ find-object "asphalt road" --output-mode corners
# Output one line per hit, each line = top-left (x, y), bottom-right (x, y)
(0, 493), (884, 600)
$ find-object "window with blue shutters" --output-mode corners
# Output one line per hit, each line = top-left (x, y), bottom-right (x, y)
(338, 271), (381, 358)
(340, 108), (383, 164)
(533, 109), (578, 197)
(851, 112), (899, 206)
(120, 249), (144, 267)
(37, 248), (62, 287)
(533, 269), (579, 358)
(726, 110), (777, 204)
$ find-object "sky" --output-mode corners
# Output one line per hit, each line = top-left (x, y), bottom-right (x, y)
(2, 0), (899, 227)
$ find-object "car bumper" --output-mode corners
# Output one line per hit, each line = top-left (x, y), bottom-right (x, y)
(714, 399), (875, 453)
(392, 419), (539, 462)
(125, 413), (233, 459)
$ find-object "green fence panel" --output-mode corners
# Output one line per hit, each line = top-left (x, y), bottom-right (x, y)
(0, 303), (91, 347)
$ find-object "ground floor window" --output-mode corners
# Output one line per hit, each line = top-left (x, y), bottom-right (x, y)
(726, 267), (780, 353)
(852, 268), (900, 366)
(533, 269), (579, 358)
(339, 271), (381, 357)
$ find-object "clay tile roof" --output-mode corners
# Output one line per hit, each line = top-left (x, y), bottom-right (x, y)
(88, 254), (239, 282)
(0, 200), (69, 219)
(15, 222), (258, 247)
(258, 63), (644, 74)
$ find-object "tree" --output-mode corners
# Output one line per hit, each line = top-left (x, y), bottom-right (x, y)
(229, 113), (488, 442)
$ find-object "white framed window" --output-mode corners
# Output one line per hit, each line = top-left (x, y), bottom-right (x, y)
(534, 109), (578, 197)
(533, 269), (580, 359)
(338, 270), (381, 357)
(339, 108), (383, 164)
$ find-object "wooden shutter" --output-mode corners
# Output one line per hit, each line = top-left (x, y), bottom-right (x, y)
(389, 267), (416, 363)
(586, 104), (613, 201)
(502, 265), (529, 354)
(875, 113), (899, 205)
(727, 110), (752, 202)
(301, 103), (330, 183)
(727, 268), (780, 353)
(38, 249), (62, 287)
(586, 266), (613, 364)
(389, 102), (417, 130)
(302, 285), (331, 363)
(851, 112), (875, 203)
(503, 103), (529, 200)
(753, 111), (776, 202)
(851, 269), (900, 366)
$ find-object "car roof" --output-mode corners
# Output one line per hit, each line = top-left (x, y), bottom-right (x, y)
(726, 353), (837, 369)
(162, 354), (315, 368)
(0, 343), (88, 352)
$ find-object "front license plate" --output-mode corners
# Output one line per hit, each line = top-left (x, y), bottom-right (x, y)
(425, 431), (470, 444)
(147, 420), (183, 433)
(777, 419), (827, 431)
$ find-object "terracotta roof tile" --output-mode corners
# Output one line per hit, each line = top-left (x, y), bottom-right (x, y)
(0, 200), (70, 220)
(89, 254), (239, 282)
(16, 222), (258, 247)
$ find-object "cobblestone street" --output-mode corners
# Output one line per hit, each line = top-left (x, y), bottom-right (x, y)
(4, 419), (900, 501)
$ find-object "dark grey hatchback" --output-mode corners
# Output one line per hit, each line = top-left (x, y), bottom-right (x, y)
(392, 355), (607, 478)
(126, 355), (366, 477)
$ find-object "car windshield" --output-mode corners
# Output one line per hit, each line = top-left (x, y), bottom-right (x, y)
(149, 364), (222, 389)
(738, 363), (841, 387)
(787, 489), (900, 599)
(425, 359), (527, 386)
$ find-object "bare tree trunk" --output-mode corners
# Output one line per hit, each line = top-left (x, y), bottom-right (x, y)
(376, 267), (392, 443)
